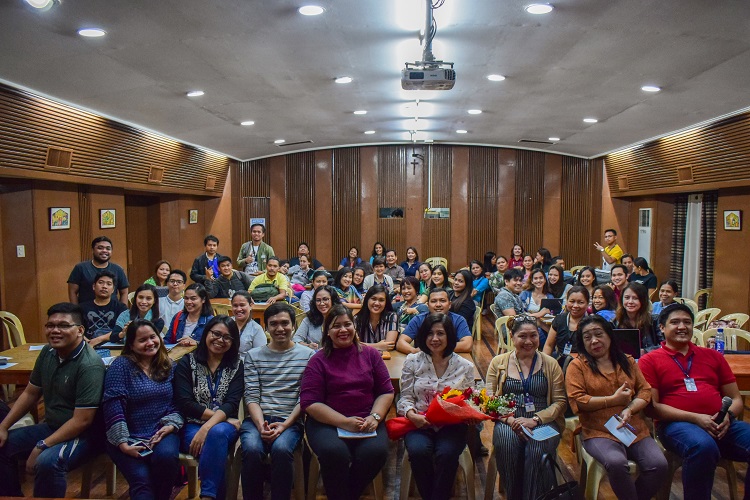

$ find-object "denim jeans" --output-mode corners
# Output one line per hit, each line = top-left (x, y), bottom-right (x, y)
(181, 422), (238, 500)
(403, 423), (468, 500)
(240, 416), (303, 500)
(0, 423), (101, 497)
(659, 419), (750, 500)
(107, 433), (180, 500)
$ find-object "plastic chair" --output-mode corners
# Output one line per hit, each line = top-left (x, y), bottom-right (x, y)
(494, 316), (514, 354)
(472, 305), (483, 343)
(305, 436), (383, 500)
(694, 308), (721, 331)
(692, 328), (704, 346)
(725, 328), (750, 351)
(80, 454), (117, 498)
(180, 444), (241, 500)
(579, 437), (638, 500)
(0, 311), (26, 347)
(211, 302), (232, 316)
(489, 303), (500, 319)
(485, 445), (566, 500)
(656, 441), (738, 500)
(720, 313), (749, 329)
(693, 288), (713, 309)
(127, 291), (135, 307)
(698, 328), (719, 348)
(675, 298), (698, 316)
(424, 257), (448, 270)
(402, 446), (474, 500)
(569, 266), (585, 275)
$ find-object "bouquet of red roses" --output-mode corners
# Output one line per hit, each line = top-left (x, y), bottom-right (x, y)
(386, 386), (516, 440)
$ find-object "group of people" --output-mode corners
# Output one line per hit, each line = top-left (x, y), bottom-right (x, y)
(0, 230), (747, 500)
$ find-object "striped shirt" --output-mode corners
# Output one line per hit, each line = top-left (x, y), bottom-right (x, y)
(244, 343), (314, 419)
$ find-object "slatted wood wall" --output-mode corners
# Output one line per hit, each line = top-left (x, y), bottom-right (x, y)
(285, 152), (316, 259)
(514, 150), (546, 254)
(377, 146), (408, 253)
(232, 159), (271, 249)
(332, 148), (361, 263)
(468, 146), (499, 261)
(0, 83), (231, 195)
(560, 156), (600, 267)
(422, 145), (452, 261)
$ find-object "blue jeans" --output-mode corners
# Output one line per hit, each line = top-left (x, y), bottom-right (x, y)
(403, 424), (468, 500)
(181, 422), (238, 500)
(240, 416), (303, 500)
(0, 423), (101, 497)
(107, 433), (180, 500)
(659, 419), (750, 500)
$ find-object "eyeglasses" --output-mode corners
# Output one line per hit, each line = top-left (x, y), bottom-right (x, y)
(168, 279), (185, 284)
(45, 323), (80, 330)
(509, 314), (537, 329)
(208, 330), (233, 343)
(315, 297), (332, 304)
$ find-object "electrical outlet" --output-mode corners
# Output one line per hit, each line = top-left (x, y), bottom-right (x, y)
(16, 245), (25, 258)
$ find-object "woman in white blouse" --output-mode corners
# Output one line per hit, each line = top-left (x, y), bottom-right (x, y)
(397, 313), (475, 500)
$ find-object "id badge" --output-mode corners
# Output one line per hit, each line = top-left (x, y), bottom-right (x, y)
(524, 394), (535, 413)
(684, 378), (698, 392)
(562, 343), (572, 356)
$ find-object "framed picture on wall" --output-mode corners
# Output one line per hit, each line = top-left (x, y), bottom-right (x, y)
(100, 209), (116, 229)
(724, 210), (741, 231)
(49, 207), (71, 230)
(189, 209), (198, 224)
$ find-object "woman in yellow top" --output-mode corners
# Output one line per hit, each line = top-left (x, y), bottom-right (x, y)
(486, 315), (567, 500)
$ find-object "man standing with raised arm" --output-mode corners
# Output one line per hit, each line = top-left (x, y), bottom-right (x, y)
(594, 228), (623, 272)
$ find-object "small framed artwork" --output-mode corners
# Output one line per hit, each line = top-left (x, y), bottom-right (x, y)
(189, 209), (198, 224)
(49, 207), (71, 230)
(724, 210), (742, 231)
(99, 209), (116, 229)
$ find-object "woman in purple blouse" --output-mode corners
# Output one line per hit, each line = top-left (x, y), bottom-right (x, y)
(300, 304), (395, 500)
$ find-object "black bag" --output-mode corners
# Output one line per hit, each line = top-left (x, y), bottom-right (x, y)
(535, 454), (582, 500)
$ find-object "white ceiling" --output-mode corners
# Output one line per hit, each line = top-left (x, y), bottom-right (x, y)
(1, 0), (749, 160)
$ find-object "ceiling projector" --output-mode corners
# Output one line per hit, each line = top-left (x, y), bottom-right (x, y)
(401, 65), (456, 90)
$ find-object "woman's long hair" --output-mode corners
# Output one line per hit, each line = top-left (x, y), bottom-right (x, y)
(128, 283), (160, 322)
(615, 283), (652, 330)
(430, 265), (449, 289)
(193, 315), (240, 368)
(576, 266), (598, 289)
(575, 315), (632, 377)
(523, 269), (550, 294)
(450, 269), (474, 313)
(334, 267), (354, 291)
(183, 283), (213, 317)
(321, 305), (361, 357)
(122, 319), (172, 382)
(355, 285), (393, 338)
(308, 285), (341, 327)
(150, 260), (171, 286)
(483, 252), (496, 274)
(547, 265), (567, 298)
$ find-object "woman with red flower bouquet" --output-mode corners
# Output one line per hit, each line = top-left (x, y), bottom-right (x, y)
(396, 313), (476, 500)
(486, 314), (567, 500)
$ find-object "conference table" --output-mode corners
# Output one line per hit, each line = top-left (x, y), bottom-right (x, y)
(725, 354), (750, 391)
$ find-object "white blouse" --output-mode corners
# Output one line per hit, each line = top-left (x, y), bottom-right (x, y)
(397, 351), (475, 416)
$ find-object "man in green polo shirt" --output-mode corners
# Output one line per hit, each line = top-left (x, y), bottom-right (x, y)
(0, 302), (105, 497)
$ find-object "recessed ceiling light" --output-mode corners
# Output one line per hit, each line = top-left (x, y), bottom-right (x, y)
(77, 28), (106, 37)
(298, 5), (325, 16)
(525, 3), (553, 14)
(641, 85), (661, 92)
(549, 137), (560, 141)
(335, 76), (352, 84)
(186, 90), (205, 97)
(240, 121), (255, 126)
(467, 109), (482, 115)
(274, 139), (286, 144)
(364, 130), (376, 135)
(25, 0), (53, 9)
(353, 110), (367, 115)
(487, 74), (506, 82)
(456, 130), (468, 134)
(583, 118), (598, 123)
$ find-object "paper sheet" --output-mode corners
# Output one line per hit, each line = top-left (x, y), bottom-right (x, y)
(604, 415), (637, 447)
(522, 425), (560, 441)
(337, 428), (377, 439)
(28, 345), (45, 351)
(0, 362), (19, 369)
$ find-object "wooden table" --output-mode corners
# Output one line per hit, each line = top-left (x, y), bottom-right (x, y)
(383, 351), (482, 389)
(726, 354), (750, 391)
(211, 298), (270, 327)
(0, 343), (195, 386)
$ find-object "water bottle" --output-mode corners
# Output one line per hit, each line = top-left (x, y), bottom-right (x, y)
(715, 327), (725, 355)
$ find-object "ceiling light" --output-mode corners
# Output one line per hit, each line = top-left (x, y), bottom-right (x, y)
(583, 118), (598, 123)
(525, 4), (553, 14)
(274, 139), (286, 144)
(186, 90), (205, 97)
(334, 76), (352, 84)
(25, 0), (53, 8)
(364, 130), (376, 135)
(353, 110), (367, 115)
(487, 74), (506, 82)
(641, 85), (661, 92)
(77, 28), (107, 37)
(298, 5), (325, 16)
(549, 137), (560, 141)
(467, 109), (482, 115)
(240, 121), (255, 126)
(456, 130), (468, 134)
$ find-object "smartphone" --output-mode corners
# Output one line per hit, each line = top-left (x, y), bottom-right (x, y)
(128, 439), (153, 457)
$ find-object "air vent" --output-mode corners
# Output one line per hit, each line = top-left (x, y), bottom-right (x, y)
(617, 175), (629, 191)
(148, 166), (165, 184)
(677, 166), (694, 184)
(276, 140), (314, 147)
(205, 175), (217, 190)
(518, 139), (554, 145)
(45, 146), (73, 170)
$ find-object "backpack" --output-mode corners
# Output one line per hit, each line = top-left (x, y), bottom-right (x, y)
(251, 283), (279, 303)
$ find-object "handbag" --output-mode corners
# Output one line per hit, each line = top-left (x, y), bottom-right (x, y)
(535, 454), (582, 500)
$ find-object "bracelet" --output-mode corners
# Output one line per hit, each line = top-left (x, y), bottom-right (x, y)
(604, 396), (608, 409)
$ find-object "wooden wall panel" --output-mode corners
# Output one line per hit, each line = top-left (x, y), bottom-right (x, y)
(333, 148), (361, 265)
(232, 159), (270, 251)
(376, 146), (407, 252)
(496, 149), (517, 259)
(425, 146), (453, 265)
(360, 147), (377, 260)
(314, 151), (334, 268)
(0, 83), (230, 195)
(560, 156), (602, 267)
(468, 147), (499, 262)
(285, 152), (316, 259)
(543, 155), (562, 256)
(405, 146), (425, 255)
(514, 150), (545, 255)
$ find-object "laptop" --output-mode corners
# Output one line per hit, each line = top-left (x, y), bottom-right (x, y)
(540, 298), (563, 315)
(614, 329), (642, 359)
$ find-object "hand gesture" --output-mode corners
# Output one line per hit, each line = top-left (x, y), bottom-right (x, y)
(189, 426), (208, 456)
(149, 425), (174, 446)
(25, 446), (43, 474)
(407, 412), (430, 429)
(205, 267), (214, 279)
(374, 340), (395, 351)
(612, 382), (633, 406)
(693, 413), (720, 438)
(260, 421), (278, 443)
(594, 242), (604, 251)
(178, 337), (198, 347)
(713, 411), (731, 440)
(359, 416), (378, 433)
(119, 441), (146, 459)
(341, 416), (365, 433)
(617, 408), (633, 428)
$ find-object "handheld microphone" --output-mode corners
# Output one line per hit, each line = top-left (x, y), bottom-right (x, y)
(713, 396), (733, 424)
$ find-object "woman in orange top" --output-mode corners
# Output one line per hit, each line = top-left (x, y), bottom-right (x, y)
(565, 315), (667, 500)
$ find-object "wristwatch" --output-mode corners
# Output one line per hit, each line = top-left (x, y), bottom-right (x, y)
(370, 412), (381, 422)
(532, 415), (542, 425)
(35, 440), (49, 451)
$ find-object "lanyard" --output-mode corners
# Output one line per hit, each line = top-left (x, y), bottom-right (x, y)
(671, 354), (693, 378)
(514, 353), (538, 395)
(206, 372), (222, 406)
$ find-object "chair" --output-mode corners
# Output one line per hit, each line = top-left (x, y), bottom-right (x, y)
(305, 436), (383, 500)
(579, 437), (638, 500)
(720, 313), (749, 329)
(494, 316), (514, 354)
(127, 291), (135, 307)
(675, 298), (698, 316)
(485, 444), (567, 500)
(80, 454), (117, 498)
(693, 288), (713, 309)
(692, 328), (704, 346)
(694, 308), (721, 331)
(472, 305), (483, 343)
(424, 257), (448, 270)
(725, 328), (750, 351)
(656, 442), (738, 500)
(0, 311), (26, 347)
(401, 445), (474, 500)
(698, 328), (719, 348)
(180, 444), (242, 500)
(489, 303), (500, 319)
(211, 303), (232, 316)
(569, 265), (585, 275)
(295, 311), (306, 328)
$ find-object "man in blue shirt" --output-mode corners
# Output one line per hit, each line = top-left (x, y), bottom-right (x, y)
(397, 288), (473, 354)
